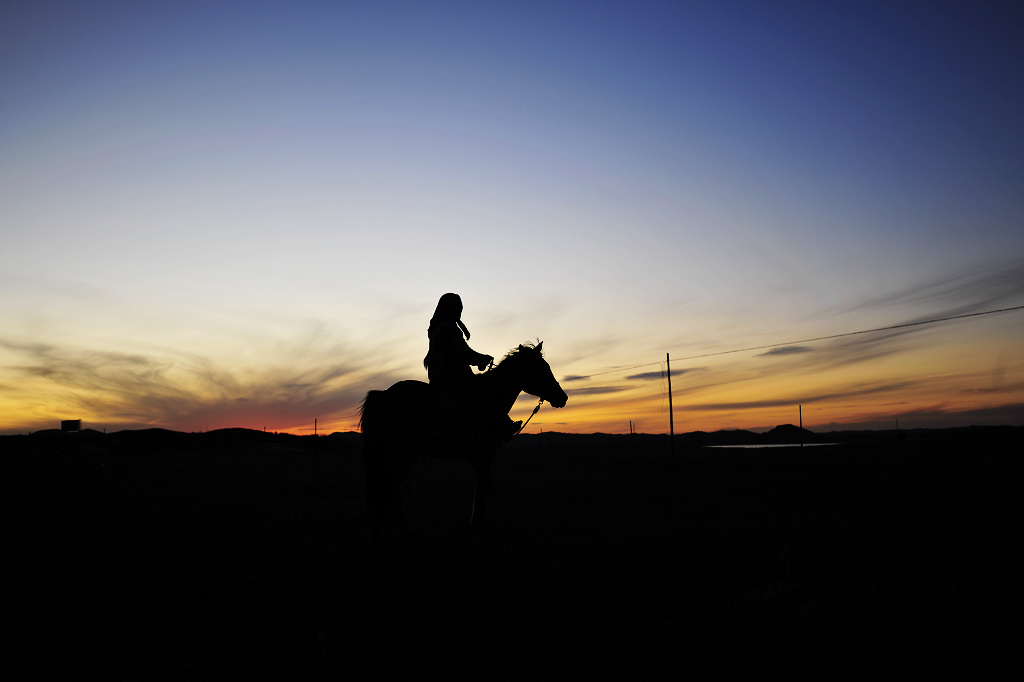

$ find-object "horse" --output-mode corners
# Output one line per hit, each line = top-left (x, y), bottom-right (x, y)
(359, 342), (567, 543)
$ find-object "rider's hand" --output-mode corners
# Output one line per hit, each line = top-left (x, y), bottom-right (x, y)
(477, 355), (493, 372)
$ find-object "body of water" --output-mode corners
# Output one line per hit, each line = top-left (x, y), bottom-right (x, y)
(705, 443), (842, 449)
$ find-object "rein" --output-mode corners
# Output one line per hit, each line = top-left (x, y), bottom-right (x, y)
(508, 398), (544, 441)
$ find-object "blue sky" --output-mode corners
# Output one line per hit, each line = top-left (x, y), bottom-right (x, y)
(2, 1), (1022, 434)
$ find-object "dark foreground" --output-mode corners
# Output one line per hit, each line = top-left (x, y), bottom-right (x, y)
(5, 427), (1022, 679)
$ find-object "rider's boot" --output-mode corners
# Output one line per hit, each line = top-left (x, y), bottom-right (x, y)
(504, 417), (523, 441)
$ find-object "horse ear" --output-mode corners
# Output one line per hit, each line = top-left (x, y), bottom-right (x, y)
(518, 344), (525, 352)
(537, 341), (543, 352)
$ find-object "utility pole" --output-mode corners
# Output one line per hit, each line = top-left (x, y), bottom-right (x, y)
(667, 353), (675, 456)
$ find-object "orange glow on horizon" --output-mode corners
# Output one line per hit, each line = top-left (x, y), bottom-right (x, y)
(3, 321), (1023, 436)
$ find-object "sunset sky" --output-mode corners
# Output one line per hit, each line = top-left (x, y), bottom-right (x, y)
(3, 1), (1023, 436)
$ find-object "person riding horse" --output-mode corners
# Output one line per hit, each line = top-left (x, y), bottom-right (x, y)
(424, 293), (522, 442)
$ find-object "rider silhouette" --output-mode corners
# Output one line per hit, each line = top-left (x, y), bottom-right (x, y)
(424, 293), (521, 442)
(424, 293), (492, 388)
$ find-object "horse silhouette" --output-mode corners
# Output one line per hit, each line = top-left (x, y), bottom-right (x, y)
(359, 342), (567, 543)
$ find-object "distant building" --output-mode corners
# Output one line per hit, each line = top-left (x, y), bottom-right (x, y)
(61, 419), (82, 432)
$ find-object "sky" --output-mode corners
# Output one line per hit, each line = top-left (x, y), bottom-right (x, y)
(2, 0), (1023, 436)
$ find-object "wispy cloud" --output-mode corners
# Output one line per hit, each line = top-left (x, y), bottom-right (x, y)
(814, 402), (1024, 432)
(626, 368), (694, 381)
(685, 380), (919, 411)
(756, 345), (811, 357)
(847, 256), (1024, 320)
(786, 328), (921, 371)
(0, 336), (403, 433)
(735, 257), (1024, 374)
(959, 380), (1024, 395)
(567, 385), (630, 396)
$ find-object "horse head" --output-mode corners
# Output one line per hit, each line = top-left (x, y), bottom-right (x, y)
(514, 342), (568, 408)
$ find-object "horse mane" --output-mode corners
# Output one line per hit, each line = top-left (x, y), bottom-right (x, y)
(485, 341), (543, 374)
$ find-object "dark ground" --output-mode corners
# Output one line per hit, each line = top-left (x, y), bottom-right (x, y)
(4, 426), (1022, 679)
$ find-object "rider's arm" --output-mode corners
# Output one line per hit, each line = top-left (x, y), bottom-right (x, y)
(461, 340), (493, 371)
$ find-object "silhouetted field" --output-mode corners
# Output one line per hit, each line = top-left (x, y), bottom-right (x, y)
(5, 427), (1022, 679)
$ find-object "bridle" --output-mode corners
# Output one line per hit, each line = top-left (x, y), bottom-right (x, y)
(485, 348), (554, 441)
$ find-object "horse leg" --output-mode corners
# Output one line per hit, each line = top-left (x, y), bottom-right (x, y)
(395, 486), (414, 541)
(364, 438), (414, 544)
(470, 450), (494, 531)
(363, 442), (388, 545)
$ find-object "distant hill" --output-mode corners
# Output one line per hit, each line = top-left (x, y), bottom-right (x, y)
(1, 427), (360, 456)
(3, 423), (1021, 455)
(506, 425), (814, 447)
(761, 423), (819, 444)
(507, 424), (1023, 448)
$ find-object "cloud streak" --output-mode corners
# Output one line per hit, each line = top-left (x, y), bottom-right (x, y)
(765, 328), (923, 374)
(625, 368), (694, 381)
(0, 336), (403, 434)
(567, 386), (630, 396)
(684, 380), (920, 412)
(756, 345), (812, 357)
(813, 402), (1024, 432)
(846, 256), (1024, 322)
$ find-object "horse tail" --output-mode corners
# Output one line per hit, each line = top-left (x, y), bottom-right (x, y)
(360, 390), (394, 543)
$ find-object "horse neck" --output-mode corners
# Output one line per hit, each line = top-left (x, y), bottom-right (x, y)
(482, 358), (527, 413)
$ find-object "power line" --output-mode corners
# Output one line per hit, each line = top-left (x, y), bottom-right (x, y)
(568, 361), (662, 380)
(568, 304), (1024, 380)
(673, 304), (1024, 362)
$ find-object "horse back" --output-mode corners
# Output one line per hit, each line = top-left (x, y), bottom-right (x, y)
(366, 380), (486, 461)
